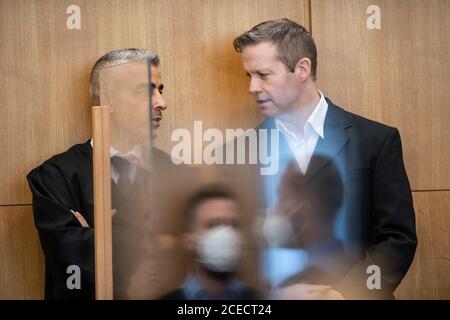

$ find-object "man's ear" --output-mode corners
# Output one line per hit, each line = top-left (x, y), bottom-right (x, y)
(294, 57), (312, 82)
(99, 90), (113, 108)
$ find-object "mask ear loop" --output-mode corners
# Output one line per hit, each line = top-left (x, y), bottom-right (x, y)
(284, 201), (308, 218)
(272, 196), (309, 217)
(280, 200), (314, 244)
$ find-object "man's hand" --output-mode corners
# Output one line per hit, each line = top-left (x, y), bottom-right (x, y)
(275, 283), (345, 300)
(70, 209), (119, 228)
(70, 210), (90, 228)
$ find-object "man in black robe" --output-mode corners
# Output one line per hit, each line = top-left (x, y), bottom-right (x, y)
(27, 48), (191, 299)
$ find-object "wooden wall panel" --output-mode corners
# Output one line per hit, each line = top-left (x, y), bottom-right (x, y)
(311, 0), (450, 190)
(0, 0), (93, 205)
(0, 0), (310, 205)
(0, 206), (44, 299)
(395, 191), (450, 299)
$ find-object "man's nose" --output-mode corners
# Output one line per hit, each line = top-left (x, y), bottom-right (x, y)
(152, 91), (167, 110)
(248, 77), (261, 95)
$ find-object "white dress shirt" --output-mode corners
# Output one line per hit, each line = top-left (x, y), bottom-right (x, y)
(90, 139), (143, 184)
(275, 90), (328, 174)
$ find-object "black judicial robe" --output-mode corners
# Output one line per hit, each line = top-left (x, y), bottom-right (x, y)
(27, 140), (195, 299)
(28, 140), (95, 299)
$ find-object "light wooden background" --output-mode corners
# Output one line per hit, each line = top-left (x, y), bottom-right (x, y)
(0, 0), (448, 299)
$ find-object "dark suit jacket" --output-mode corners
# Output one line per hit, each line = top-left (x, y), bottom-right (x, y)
(257, 98), (417, 299)
(27, 140), (196, 299)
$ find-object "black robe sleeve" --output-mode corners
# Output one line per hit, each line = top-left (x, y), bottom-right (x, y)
(27, 158), (95, 300)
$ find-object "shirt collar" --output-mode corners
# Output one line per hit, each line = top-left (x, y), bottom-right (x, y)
(307, 90), (328, 139)
(182, 275), (204, 300)
(275, 90), (328, 139)
(110, 144), (143, 166)
(90, 139), (143, 166)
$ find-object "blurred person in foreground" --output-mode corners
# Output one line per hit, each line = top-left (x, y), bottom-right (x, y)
(161, 183), (259, 300)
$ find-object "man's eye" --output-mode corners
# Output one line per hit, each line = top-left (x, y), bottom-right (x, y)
(136, 89), (148, 95)
(259, 73), (269, 79)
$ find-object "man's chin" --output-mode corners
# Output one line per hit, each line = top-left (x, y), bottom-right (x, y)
(259, 105), (279, 118)
(151, 126), (159, 139)
(262, 110), (279, 118)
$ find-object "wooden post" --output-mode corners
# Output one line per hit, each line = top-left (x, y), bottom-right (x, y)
(92, 106), (113, 300)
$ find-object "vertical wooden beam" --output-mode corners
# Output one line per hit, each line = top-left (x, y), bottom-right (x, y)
(92, 106), (113, 300)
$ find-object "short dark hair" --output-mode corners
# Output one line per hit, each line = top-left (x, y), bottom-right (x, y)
(184, 183), (237, 231)
(233, 18), (317, 80)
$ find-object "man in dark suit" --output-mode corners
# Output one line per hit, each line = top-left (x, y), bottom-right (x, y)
(233, 18), (417, 299)
(27, 48), (192, 299)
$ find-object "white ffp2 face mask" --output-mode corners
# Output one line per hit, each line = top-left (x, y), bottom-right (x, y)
(197, 225), (241, 273)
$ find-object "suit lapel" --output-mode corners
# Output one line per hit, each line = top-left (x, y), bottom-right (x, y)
(304, 100), (352, 183)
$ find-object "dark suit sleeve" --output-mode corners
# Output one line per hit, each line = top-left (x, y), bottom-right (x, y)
(27, 163), (95, 300)
(335, 128), (417, 299)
